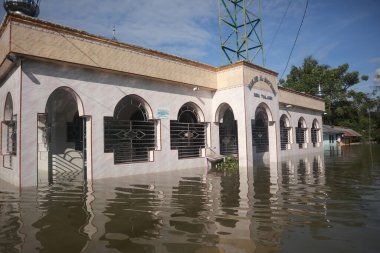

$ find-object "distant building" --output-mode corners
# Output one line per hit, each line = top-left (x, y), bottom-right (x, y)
(323, 125), (362, 147)
(0, 14), (325, 187)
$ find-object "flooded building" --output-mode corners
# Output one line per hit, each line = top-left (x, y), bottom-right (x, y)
(323, 125), (362, 146)
(0, 14), (324, 187)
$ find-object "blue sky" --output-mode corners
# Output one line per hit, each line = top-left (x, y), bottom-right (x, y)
(1, 0), (379, 93)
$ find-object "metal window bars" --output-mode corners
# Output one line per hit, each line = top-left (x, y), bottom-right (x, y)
(67, 114), (85, 151)
(170, 121), (207, 159)
(280, 126), (291, 150)
(311, 128), (319, 147)
(296, 127), (307, 149)
(7, 120), (17, 155)
(219, 121), (238, 156)
(104, 117), (156, 163)
(1, 119), (17, 155)
(252, 125), (269, 153)
(1, 116), (17, 169)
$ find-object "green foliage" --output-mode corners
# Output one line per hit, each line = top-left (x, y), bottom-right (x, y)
(214, 156), (239, 174)
(283, 56), (380, 142)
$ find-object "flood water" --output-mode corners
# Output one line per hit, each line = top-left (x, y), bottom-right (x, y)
(1, 144), (380, 253)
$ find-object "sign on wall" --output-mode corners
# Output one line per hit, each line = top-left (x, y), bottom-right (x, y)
(157, 109), (169, 119)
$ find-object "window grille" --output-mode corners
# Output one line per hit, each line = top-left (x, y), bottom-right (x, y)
(219, 121), (238, 156)
(311, 128), (319, 147)
(8, 120), (17, 155)
(252, 125), (269, 152)
(104, 117), (156, 163)
(2, 118), (17, 156)
(67, 113), (85, 151)
(170, 121), (206, 159)
(296, 127), (306, 149)
(280, 116), (291, 150)
(1, 116), (16, 169)
(311, 121), (319, 147)
(280, 126), (291, 150)
(252, 108), (269, 153)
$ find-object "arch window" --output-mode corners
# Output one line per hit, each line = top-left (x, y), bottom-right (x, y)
(296, 118), (307, 149)
(170, 103), (207, 159)
(280, 115), (291, 150)
(311, 120), (320, 147)
(219, 107), (238, 156)
(41, 87), (86, 183)
(252, 106), (269, 153)
(104, 95), (156, 164)
(2, 93), (16, 168)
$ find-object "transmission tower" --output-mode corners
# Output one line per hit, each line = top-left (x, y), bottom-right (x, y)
(218, 0), (264, 65)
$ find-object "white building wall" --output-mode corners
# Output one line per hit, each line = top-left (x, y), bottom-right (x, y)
(212, 85), (250, 206)
(20, 60), (215, 186)
(212, 86), (246, 166)
(0, 65), (21, 186)
(245, 85), (280, 165)
(0, 59), (325, 187)
(278, 105), (324, 159)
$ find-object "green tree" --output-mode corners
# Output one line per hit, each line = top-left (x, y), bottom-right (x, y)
(283, 56), (379, 140)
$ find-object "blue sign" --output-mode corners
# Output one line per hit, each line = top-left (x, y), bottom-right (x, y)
(157, 109), (169, 119)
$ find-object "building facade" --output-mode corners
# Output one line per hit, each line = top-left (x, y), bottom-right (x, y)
(0, 14), (325, 187)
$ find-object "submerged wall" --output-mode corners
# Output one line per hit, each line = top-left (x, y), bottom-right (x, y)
(19, 60), (216, 186)
(0, 65), (21, 186)
(0, 59), (324, 187)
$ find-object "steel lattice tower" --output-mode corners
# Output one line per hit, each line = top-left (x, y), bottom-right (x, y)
(218, 0), (264, 65)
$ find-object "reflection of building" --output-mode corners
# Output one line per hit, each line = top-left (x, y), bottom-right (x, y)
(0, 151), (327, 252)
(246, 151), (326, 251)
(0, 14), (324, 187)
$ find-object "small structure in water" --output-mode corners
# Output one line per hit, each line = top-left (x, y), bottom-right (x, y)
(323, 125), (362, 146)
(0, 14), (325, 187)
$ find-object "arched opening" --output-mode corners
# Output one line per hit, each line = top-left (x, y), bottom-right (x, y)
(311, 119), (320, 147)
(4, 92), (13, 121)
(280, 115), (291, 150)
(104, 95), (156, 164)
(216, 104), (238, 156)
(252, 106), (269, 153)
(177, 102), (204, 123)
(38, 87), (86, 183)
(170, 102), (207, 159)
(296, 117), (307, 149)
(2, 93), (16, 169)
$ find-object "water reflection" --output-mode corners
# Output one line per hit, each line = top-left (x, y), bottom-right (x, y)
(217, 172), (240, 228)
(0, 184), (23, 253)
(0, 145), (380, 253)
(170, 177), (207, 233)
(32, 183), (88, 253)
(100, 184), (163, 252)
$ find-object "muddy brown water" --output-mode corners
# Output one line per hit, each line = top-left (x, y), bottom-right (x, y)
(1, 144), (379, 253)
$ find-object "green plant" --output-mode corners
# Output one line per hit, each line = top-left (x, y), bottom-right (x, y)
(214, 156), (239, 174)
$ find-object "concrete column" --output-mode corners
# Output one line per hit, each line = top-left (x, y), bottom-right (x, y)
(268, 121), (278, 163)
(85, 116), (93, 182)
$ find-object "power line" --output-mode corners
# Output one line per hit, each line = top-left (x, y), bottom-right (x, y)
(279, 0), (309, 81)
(267, 0), (292, 57)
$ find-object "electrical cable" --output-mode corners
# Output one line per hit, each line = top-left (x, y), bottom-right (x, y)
(267, 0), (292, 57)
(279, 0), (309, 81)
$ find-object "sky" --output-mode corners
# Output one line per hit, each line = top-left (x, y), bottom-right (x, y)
(1, 0), (379, 94)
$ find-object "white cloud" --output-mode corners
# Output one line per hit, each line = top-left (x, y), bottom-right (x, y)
(375, 68), (380, 84)
(369, 57), (380, 64)
(314, 41), (340, 60)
